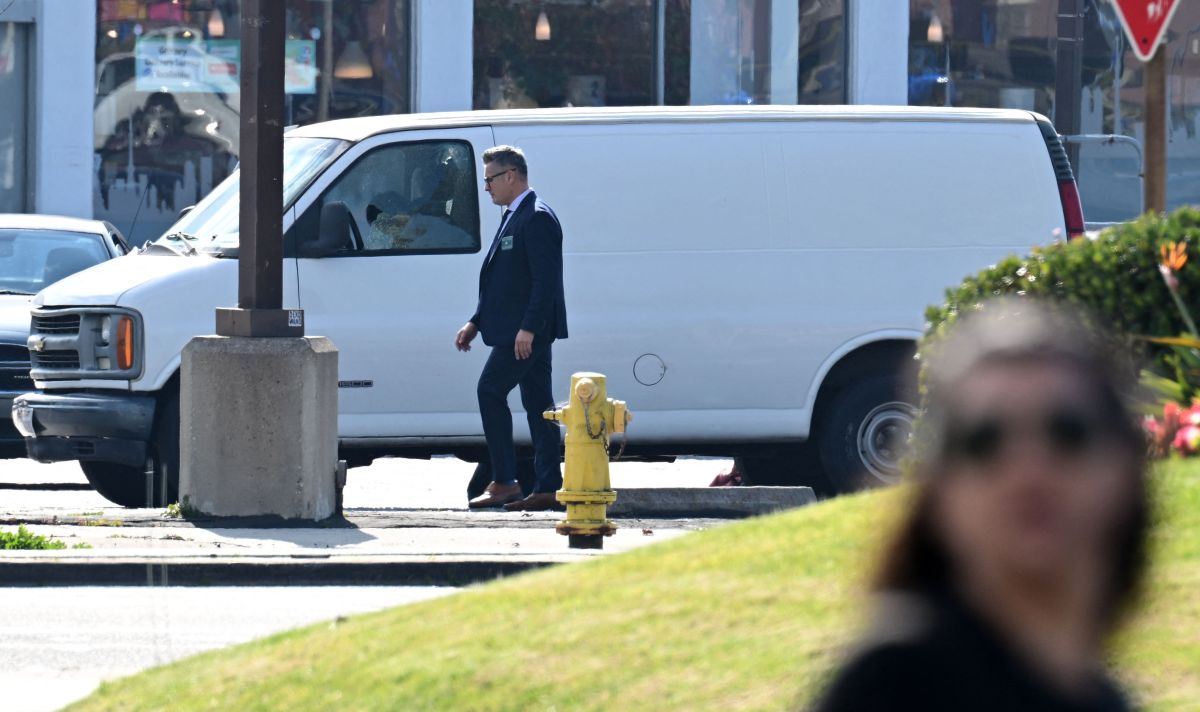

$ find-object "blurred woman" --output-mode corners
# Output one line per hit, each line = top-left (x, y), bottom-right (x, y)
(813, 300), (1148, 711)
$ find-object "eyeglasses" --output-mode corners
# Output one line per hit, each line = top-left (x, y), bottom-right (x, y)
(483, 169), (514, 186)
(942, 408), (1112, 466)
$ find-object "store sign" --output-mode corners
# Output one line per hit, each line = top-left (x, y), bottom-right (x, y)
(1111, 0), (1181, 62)
(285, 40), (317, 95)
(136, 37), (317, 94)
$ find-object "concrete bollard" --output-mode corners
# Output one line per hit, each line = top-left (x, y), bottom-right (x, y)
(179, 336), (339, 520)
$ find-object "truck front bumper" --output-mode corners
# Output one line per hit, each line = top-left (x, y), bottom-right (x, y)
(12, 391), (157, 467)
(0, 391), (26, 458)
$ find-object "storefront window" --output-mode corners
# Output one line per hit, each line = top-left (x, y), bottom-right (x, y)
(908, 0), (1057, 113)
(1076, 1), (1200, 220)
(0, 22), (30, 213)
(473, 0), (656, 109)
(908, 0), (1200, 221)
(684, 0), (845, 105)
(473, 0), (844, 109)
(94, 0), (410, 244)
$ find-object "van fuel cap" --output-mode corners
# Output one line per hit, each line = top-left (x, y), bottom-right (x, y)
(633, 354), (666, 386)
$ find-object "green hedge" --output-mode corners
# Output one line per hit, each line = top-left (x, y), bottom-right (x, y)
(923, 207), (1200, 372)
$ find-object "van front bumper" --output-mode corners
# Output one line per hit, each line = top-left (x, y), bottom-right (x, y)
(12, 391), (156, 467)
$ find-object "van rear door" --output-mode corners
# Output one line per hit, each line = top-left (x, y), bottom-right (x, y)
(289, 127), (495, 440)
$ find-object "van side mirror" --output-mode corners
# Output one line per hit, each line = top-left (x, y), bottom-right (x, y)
(302, 201), (360, 257)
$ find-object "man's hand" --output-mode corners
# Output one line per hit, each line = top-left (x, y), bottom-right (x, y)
(455, 322), (478, 352)
(514, 329), (534, 360)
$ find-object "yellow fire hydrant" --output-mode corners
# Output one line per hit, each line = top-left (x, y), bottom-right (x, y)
(544, 372), (631, 549)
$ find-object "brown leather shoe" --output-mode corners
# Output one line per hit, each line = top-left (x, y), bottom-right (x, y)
(504, 492), (563, 512)
(468, 482), (524, 509)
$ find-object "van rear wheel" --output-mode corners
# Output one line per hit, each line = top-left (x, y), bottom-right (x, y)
(817, 375), (916, 494)
(80, 389), (180, 508)
(735, 442), (833, 497)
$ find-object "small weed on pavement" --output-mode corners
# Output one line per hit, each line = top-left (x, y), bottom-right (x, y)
(0, 525), (83, 550)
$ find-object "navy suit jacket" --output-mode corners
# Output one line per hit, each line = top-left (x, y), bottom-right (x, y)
(470, 191), (569, 347)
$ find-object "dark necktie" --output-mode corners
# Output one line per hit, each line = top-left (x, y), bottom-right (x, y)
(496, 209), (512, 238)
(485, 209), (512, 266)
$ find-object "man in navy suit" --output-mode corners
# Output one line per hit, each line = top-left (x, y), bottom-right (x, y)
(456, 146), (568, 511)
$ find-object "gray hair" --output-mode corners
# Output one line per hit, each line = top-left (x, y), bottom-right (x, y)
(481, 145), (528, 177)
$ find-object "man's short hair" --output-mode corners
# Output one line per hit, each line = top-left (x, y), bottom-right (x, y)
(482, 145), (528, 177)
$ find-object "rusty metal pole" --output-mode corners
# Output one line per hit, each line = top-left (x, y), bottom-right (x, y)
(215, 0), (303, 338)
(1143, 47), (1167, 215)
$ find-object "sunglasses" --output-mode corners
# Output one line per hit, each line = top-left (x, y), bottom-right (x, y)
(483, 168), (514, 186)
(942, 408), (1112, 465)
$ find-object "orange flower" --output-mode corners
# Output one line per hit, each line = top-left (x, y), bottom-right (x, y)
(1161, 241), (1188, 272)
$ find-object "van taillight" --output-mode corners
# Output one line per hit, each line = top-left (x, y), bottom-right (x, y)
(1035, 116), (1086, 239)
(117, 316), (134, 370)
(1058, 180), (1085, 239)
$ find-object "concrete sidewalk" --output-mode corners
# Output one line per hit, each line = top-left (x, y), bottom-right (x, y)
(0, 513), (700, 585)
(0, 457), (814, 586)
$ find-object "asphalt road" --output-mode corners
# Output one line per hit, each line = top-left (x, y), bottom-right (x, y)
(0, 585), (454, 712)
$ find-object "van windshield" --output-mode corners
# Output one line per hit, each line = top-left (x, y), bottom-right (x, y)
(156, 136), (350, 254)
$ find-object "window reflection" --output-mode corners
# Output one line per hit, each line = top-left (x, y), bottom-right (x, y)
(288, 141), (480, 255)
(1077, 0), (1200, 218)
(908, 0), (1200, 219)
(0, 22), (30, 213)
(94, 0), (410, 245)
(473, 0), (845, 109)
(474, 0), (656, 109)
(687, 0), (845, 105)
(908, 0), (1056, 112)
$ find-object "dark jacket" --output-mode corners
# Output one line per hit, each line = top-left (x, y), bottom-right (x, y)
(810, 587), (1133, 712)
(470, 191), (568, 347)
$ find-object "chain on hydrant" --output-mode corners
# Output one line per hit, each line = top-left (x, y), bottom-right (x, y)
(544, 372), (631, 550)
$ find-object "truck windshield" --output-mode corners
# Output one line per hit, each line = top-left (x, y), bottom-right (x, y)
(157, 136), (350, 253)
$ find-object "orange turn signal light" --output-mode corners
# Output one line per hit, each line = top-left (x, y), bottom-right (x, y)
(117, 316), (134, 370)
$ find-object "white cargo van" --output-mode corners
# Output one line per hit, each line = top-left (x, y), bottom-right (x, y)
(13, 106), (1084, 506)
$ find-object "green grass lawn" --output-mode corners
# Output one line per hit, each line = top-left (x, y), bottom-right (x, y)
(73, 462), (1200, 712)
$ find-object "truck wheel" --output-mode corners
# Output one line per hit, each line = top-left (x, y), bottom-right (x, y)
(79, 389), (180, 508)
(817, 375), (917, 494)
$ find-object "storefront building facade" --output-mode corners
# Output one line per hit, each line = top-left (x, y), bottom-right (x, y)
(22, 1), (1200, 239)
(0, 1), (93, 218)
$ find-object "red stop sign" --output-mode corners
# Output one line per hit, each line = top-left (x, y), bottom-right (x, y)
(1111, 0), (1181, 62)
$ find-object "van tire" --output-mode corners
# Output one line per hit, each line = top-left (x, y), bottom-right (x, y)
(817, 375), (916, 494)
(80, 389), (180, 508)
(466, 458), (537, 501)
(736, 443), (833, 497)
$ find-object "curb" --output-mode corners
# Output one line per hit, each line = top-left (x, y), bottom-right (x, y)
(0, 557), (560, 587)
(608, 486), (816, 518)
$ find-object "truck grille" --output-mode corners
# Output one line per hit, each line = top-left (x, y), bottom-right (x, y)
(0, 344), (32, 391)
(31, 314), (82, 335)
(32, 351), (81, 369)
(29, 311), (86, 374)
